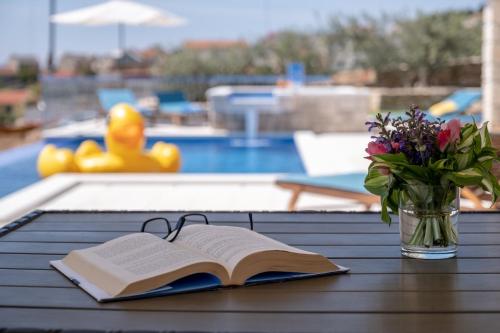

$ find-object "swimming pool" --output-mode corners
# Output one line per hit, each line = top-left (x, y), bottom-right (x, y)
(0, 136), (305, 198)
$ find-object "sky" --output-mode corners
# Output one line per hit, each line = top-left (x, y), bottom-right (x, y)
(0, 0), (484, 66)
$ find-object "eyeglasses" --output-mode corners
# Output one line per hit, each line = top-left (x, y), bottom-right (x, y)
(140, 212), (254, 242)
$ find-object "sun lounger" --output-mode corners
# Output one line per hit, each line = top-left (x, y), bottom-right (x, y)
(276, 172), (492, 211)
(97, 88), (153, 117)
(384, 89), (482, 123)
(276, 172), (379, 211)
(434, 112), (482, 123)
(429, 89), (481, 117)
(155, 91), (204, 124)
(460, 161), (500, 210)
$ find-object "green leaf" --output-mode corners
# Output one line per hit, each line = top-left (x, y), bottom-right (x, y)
(457, 123), (480, 151)
(461, 123), (475, 140)
(476, 165), (500, 206)
(370, 153), (408, 165)
(445, 168), (483, 186)
(479, 122), (492, 148)
(478, 155), (494, 170)
(473, 133), (483, 155)
(364, 166), (390, 195)
(391, 167), (428, 182)
(387, 186), (400, 212)
(481, 174), (494, 195)
(478, 146), (499, 158)
(380, 193), (392, 224)
(404, 183), (434, 205)
(455, 152), (473, 171)
(431, 158), (454, 171)
(494, 182), (500, 205)
(457, 132), (477, 150)
(365, 166), (398, 225)
(405, 165), (431, 178)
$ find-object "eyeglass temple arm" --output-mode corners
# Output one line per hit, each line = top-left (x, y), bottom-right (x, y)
(169, 214), (209, 242)
(249, 212), (254, 230)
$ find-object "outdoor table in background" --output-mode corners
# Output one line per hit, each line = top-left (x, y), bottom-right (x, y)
(0, 210), (500, 332)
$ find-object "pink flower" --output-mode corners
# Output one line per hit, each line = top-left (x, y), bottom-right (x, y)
(365, 142), (389, 156)
(438, 129), (451, 152)
(447, 119), (461, 143)
(391, 142), (400, 152)
(437, 119), (461, 152)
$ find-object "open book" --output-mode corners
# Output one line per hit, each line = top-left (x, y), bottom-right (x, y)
(51, 224), (348, 302)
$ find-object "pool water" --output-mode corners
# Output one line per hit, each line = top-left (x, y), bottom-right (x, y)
(0, 136), (305, 198)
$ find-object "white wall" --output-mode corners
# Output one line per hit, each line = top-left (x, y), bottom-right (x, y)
(483, 1), (500, 133)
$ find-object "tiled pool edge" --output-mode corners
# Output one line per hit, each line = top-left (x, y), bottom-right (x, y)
(0, 175), (80, 226)
(0, 173), (291, 226)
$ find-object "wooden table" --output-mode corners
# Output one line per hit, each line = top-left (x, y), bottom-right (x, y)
(1, 210), (500, 332)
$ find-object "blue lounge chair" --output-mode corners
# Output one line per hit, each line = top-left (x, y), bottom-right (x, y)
(276, 172), (379, 211)
(429, 89), (481, 118)
(156, 90), (203, 118)
(276, 172), (488, 211)
(97, 88), (153, 117)
(384, 89), (482, 124)
(155, 90), (204, 124)
(433, 112), (482, 123)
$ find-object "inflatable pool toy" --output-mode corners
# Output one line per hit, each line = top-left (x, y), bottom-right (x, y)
(38, 103), (181, 177)
(37, 103), (181, 178)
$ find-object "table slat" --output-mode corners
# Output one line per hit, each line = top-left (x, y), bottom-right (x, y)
(2, 241), (500, 258)
(16, 221), (500, 233)
(2, 286), (500, 313)
(2, 269), (500, 292)
(1, 308), (499, 333)
(3, 231), (500, 246)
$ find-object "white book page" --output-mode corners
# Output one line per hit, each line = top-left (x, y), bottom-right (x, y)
(173, 224), (314, 273)
(88, 233), (212, 276)
(64, 232), (217, 296)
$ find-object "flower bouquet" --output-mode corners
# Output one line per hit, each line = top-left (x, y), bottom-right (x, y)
(364, 106), (500, 258)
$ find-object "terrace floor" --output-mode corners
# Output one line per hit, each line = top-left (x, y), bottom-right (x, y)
(0, 174), (373, 226)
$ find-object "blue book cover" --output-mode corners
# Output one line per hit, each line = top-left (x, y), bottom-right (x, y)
(51, 259), (349, 302)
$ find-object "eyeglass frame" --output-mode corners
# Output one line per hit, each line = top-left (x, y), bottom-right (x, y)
(140, 212), (254, 242)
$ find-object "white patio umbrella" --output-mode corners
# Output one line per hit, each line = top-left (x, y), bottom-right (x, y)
(51, 0), (187, 52)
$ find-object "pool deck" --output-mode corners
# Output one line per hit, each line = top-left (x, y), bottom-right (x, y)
(294, 131), (371, 175)
(43, 119), (228, 138)
(0, 173), (373, 226)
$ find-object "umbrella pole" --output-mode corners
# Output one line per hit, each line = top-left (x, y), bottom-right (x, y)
(48, 0), (57, 73)
(118, 23), (125, 53)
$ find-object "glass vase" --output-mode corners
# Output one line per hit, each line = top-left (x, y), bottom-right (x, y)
(399, 184), (459, 259)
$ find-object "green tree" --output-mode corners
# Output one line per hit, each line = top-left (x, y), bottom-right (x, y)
(154, 9), (482, 87)
(395, 10), (482, 86)
(324, 14), (401, 73)
(253, 31), (330, 74)
(18, 65), (39, 85)
(324, 10), (481, 85)
(156, 47), (252, 76)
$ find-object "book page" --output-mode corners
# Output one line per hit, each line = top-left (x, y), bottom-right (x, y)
(63, 232), (225, 296)
(173, 225), (315, 273)
(90, 233), (213, 276)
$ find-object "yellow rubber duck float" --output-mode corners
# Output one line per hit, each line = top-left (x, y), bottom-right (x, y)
(37, 103), (181, 178)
